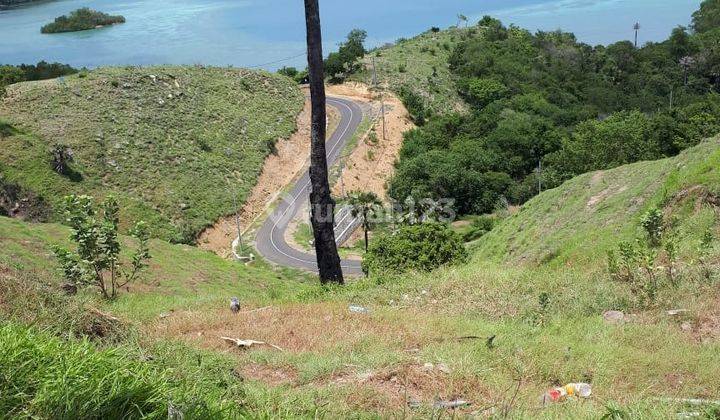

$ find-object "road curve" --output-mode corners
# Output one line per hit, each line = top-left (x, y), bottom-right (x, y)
(255, 96), (364, 275)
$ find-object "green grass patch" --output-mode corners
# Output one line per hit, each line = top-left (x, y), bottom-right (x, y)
(0, 66), (304, 243)
(351, 27), (468, 115)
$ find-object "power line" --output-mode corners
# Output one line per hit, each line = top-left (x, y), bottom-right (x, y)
(246, 51), (307, 69)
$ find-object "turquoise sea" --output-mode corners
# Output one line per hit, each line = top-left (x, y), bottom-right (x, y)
(0, 0), (701, 70)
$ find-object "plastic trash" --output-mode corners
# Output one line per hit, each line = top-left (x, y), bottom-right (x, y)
(349, 305), (370, 314)
(541, 383), (592, 405)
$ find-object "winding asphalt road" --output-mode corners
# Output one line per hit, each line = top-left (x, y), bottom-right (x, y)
(255, 96), (364, 275)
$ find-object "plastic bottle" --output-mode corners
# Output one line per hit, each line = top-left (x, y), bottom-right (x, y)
(567, 383), (592, 398)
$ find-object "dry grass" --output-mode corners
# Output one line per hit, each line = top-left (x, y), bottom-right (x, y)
(151, 303), (436, 355)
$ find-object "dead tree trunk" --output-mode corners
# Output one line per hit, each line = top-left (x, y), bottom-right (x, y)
(304, 0), (344, 284)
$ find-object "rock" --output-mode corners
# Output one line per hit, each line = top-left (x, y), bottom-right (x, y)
(437, 363), (451, 374)
(149, 74), (157, 83)
(356, 371), (374, 381)
(60, 282), (77, 296)
(422, 362), (434, 371)
(603, 310), (625, 324)
(433, 399), (470, 409)
(349, 305), (370, 314)
(681, 321), (693, 332)
(407, 398), (422, 409)
(667, 309), (689, 316)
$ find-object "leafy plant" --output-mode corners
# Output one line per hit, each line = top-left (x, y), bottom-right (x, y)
(640, 207), (665, 247)
(698, 227), (716, 281)
(52, 195), (151, 300)
(49, 143), (74, 175)
(362, 223), (467, 274)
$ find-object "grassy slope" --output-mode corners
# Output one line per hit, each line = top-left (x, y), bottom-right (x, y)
(3, 124), (720, 415)
(3, 132), (720, 419)
(352, 27), (466, 114)
(0, 66), (304, 243)
(0, 216), (312, 322)
(476, 137), (720, 267)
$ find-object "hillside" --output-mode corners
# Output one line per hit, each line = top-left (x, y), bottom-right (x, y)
(352, 27), (466, 114)
(0, 66), (304, 243)
(2, 139), (720, 417)
(476, 137), (720, 266)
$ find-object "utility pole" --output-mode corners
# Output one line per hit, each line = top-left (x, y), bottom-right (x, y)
(537, 158), (543, 195)
(633, 22), (640, 48)
(233, 188), (244, 255)
(371, 56), (387, 141)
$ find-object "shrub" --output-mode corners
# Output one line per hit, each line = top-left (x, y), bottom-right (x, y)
(398, 86), (427, 125)
(463, 215), (496, 242)
(362, 223), (468, 274)
(52, 195), (151, 300)
(462, 78), (509, 108)
(640, 207), (665, 247)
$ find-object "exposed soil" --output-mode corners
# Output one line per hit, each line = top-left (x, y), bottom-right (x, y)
(0, 180), (52, 221)
(200, 82), (413, 258)
(197, 91), (339, 257)
(327, 84), (414, 201)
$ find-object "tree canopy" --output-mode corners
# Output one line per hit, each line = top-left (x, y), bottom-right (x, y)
(390, 3), (720, 217)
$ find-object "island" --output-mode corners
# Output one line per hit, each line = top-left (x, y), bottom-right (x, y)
(41, 8), (125, 34)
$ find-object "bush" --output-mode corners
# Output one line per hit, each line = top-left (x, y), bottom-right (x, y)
(362, 223), (468, 274)
(52, 195), (151, 300)
(462, 78), (509, 108)
(463, 216), (496, 242)
(398, 86), (427, 125)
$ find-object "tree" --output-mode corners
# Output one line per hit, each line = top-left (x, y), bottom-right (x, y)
(347, 191), (382, 252)
(52, 195), (150, 300)
(0, 65), (24, 96)
(692, 0), (720, 33)
(304, 0), (344, 284)
(324, 29), (367, 82)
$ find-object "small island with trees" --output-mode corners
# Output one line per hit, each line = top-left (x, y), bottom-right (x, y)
(41, 8), (125, 34)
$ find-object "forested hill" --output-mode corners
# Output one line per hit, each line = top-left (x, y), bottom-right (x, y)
(0, 0), (47, 7)
(373, 0), (720, 220)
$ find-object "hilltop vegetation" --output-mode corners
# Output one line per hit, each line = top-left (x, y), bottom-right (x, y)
(374, 2), (720, 220)
(41, 8), (125, 34)
(352, 28), (466, 115)
(0, 61), (77, 96)
(0, 0), (46, 7)
(0, 66), (304, 243)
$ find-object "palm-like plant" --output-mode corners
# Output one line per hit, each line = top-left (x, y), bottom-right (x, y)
(50, 143), (74, 175)
(457, 14), (468, 28)
(348, 191), (382, 252)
